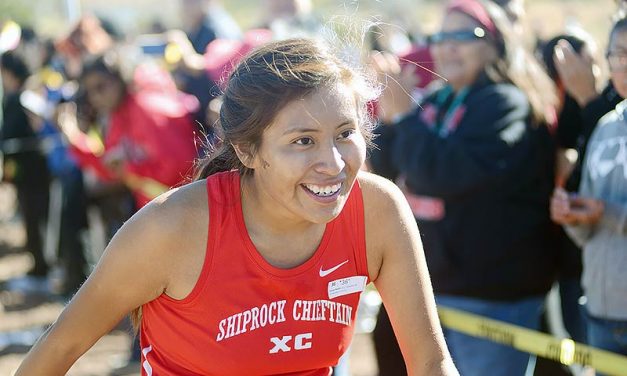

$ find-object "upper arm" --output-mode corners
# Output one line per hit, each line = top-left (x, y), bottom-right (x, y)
(16, 181), (208, 374)
(360, 172), (454, 374)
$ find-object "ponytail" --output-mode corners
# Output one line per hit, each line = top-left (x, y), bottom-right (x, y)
(193, 140), (244, 181)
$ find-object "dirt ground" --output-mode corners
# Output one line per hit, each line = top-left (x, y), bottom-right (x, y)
(0, 184), (379, 376)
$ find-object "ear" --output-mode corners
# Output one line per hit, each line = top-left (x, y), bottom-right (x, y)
(232, 143), (256, 169)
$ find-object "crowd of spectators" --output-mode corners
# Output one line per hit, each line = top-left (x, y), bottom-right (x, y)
(1, 0), (625, 375)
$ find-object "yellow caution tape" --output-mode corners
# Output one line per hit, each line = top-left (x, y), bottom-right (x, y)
(438, 307), (627, 376)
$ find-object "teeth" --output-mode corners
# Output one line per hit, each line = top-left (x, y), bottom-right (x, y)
(304, 183), (342, 197)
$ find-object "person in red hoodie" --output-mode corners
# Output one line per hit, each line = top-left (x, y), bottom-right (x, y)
(61, 54), (198, 208)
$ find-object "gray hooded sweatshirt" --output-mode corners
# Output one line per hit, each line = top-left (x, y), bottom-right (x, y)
(566, 100), (627, 320)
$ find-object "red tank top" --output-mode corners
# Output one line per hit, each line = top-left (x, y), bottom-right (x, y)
(140, 171), (369, 375)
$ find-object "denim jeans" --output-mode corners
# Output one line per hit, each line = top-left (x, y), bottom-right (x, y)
(585, 311), (627, 376)
(436, 294), (545, 376)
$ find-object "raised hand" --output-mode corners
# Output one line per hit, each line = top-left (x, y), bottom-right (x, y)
(553, 39), (598, 107)
(370, 51), (420, 124)
(550, 187), (604, 225)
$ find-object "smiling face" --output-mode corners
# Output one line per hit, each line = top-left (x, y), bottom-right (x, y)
(430, 11), (498, 91)
(240, 82), (366, 227)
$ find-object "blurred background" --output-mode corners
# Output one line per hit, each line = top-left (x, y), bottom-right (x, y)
(0, 0), (620, 375)
(0, 0), (616, 40)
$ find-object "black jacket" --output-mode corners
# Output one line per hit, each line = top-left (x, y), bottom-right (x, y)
(369, 79), (558, 300)
(1, 91), (49, 189)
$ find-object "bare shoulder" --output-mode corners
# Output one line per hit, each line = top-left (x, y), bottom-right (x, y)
(114, 180), (207, 252)
(95, 180), (209, 297)
(138, 179), (210, 298)
(358, 171), (408, 219)
(357, 172), (417, 281)
(134, 179), (209, 267)
(142, 179), (208, 233)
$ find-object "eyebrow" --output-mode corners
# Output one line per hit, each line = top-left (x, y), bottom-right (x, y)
(281, 120), (355, 136)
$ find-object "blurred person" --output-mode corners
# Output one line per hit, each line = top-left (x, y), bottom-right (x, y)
(367, 22), (438, 104)
(540, 33), (602, 348)
(260, 0), (323, 39)
(20, 88), (89, 297)
(156, 1), (241, 132)
(552, 34), (623, 197)
(61, 54), (198, 209)
(179, 0), (241, 54)
(13, 27), (46, 73)
(55, 15), (115, 80)
(548, 14), (625, 354)
(492, 0), (526, 36)
(165, 27), (272, 138)
(15, 37), (459, 376)
(147, 19), (168, 35)
(61, 54), (199, 373)
(551, 15), (627, 371)
(0, 51), (51, 278)
(547, 21), (624, 370)
(369, 1), (558, 375)
(173, 0), (242, 127)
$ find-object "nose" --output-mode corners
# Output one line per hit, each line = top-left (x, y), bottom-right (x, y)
(315, 143), (345, 175)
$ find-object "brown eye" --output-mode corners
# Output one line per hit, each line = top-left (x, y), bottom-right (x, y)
(338, 129), (356, 140)
(294, 137), (314, 146)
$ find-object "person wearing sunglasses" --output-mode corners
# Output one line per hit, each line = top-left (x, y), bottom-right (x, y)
(369, 0), (558, 375)
(426, 26), (488, 45)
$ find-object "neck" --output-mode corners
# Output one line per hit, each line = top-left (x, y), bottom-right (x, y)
(239, 174), (326, 268)
(240, 174), (319, 237)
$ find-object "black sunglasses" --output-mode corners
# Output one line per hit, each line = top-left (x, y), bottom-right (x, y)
(427, 27), (487, 45)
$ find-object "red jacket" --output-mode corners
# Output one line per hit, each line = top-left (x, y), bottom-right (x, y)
(71, 88), (197, 207)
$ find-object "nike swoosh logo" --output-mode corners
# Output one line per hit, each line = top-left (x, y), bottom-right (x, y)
(319, 260), (349, 277)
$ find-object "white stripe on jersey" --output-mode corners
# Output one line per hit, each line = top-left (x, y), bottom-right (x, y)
(142, 345), (153, 375)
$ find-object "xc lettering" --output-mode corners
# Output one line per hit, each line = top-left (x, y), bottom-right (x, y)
(294, 333), (312, 350)
(269, 336), (291, 353)
(269, 333), (313, 353)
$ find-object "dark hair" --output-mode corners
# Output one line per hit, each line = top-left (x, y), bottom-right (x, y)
(193, 38), (378, 181)
(79, 53), (128, 104)
(80, 54), (125, 85)
(610, 15), (627, 46)
(541, 35), (586, 82)
(20, 26), (37, 43)
(0, 52), (31, 85)
(467, 0), (556, 125)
